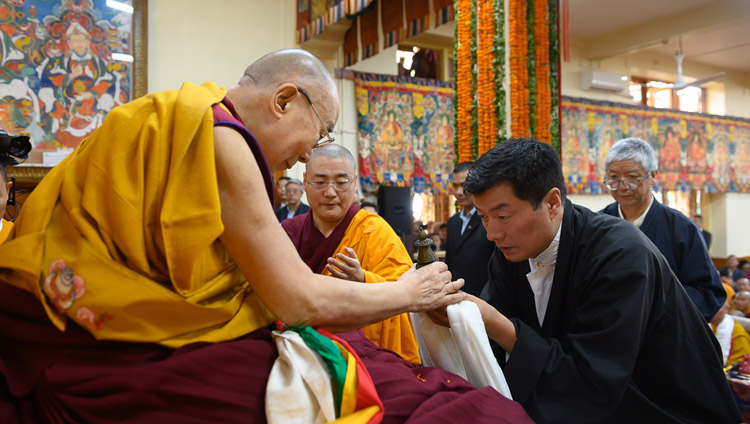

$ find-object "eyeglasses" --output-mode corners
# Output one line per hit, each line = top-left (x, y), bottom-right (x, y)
(306, 179), (354, 191)
(298, 89), (335, 148)
(603, 174), (650, 191)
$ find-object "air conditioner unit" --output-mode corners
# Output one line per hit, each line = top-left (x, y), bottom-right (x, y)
(580, 69), (628, 92)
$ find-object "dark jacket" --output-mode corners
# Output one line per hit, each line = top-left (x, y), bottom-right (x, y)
(445, 209), (495, 297)
(275, 203), (310, 223)
(601, 199), (725, 321)
(487, 200), (739, 424)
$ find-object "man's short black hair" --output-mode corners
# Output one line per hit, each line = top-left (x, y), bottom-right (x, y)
(464, 138), (566, 209)
(453, 161), (474, 175)
(719, 267), (730, 278)
(0, 162), (6, 184)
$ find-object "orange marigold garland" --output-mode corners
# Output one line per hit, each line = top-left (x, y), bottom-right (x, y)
(455, 0), (474, 163)
(509, 0), (529, 137)
(533, 0), (550, 144)
(477, 0), (495, 156)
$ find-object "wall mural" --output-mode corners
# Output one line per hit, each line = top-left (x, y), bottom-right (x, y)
(0, 0), (138, 149)
(561, 96), (750, 195)
(355, 71), (456, 194)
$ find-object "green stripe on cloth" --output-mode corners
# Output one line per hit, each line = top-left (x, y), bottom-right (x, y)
(290, 326), (348, 414)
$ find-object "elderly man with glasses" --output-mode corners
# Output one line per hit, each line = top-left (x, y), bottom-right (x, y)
(600, 137), (725, 321)
(281, 143), (421, 364)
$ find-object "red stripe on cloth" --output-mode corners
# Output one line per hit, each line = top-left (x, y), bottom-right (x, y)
(318, 329), (384, 424)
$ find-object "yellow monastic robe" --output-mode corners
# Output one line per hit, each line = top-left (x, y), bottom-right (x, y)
(728, 321), (750, 366)
(0, 219), (13, 244)
(322, 209), (421, 364)
(0, 82), (276, 347)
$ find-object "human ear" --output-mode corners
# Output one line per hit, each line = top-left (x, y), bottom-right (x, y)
(545, 187), (562, 217)
(271, 83), (299, 119)
(650, 170), (659, 186)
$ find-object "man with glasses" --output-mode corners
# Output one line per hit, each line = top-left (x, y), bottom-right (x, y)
(0, 49), (535, 422)
(281, 144), (421, 364)
(274, 178), (309, 222)
(600, 137), (725, 321)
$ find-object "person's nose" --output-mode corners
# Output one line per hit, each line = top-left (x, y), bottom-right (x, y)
(298, 150), (313, 163)
(323, 184), (337, 197)
(485, 223), (505, 244)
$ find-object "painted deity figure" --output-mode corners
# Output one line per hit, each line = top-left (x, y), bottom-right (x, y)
(425, 113), (455, 175)
(563, 124), (589, 182)
(713, 136), (730, 183)
(597, 127), (616, 178)
(376, 109), (412, 174)
(736, 136), (750, 184)
(660, 126), (681, 173)
(38, 19), (118, 147)
(686, 130), (707, 173)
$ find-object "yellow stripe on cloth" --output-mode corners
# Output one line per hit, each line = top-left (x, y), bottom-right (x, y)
(330, 339), (380, 424)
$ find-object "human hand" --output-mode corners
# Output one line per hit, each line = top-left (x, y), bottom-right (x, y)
(398, 262), (465, 313)
(425, 305), (449, 327)
(326, 247), (365, 282)
(71, 64), (83, 78)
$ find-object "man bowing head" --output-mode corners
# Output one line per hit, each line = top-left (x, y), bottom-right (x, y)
(282, 144), (421, 363)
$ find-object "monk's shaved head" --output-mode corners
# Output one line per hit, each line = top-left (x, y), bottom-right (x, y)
(307, 144), (356, 175)
(227, 49), (340, 172)
(240, 49), (335, 98)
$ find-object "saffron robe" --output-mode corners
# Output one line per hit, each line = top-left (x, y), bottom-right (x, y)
(713, 314), (750, 367)
(0, 82), (533, 423)
(602, 199), (725, 321)
(0, 219), (12, 244)
(488, 200), (740, 424)
(0, 81), (276, 347)
(283, 207), (421, 364)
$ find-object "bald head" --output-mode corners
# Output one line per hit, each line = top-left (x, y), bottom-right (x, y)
(227, 49), (340, 173)
(240, 49), (336, 98)
(307, 144), (356, 174)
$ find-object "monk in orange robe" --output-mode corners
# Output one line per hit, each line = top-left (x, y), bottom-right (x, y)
(712, 301), (750, 367)
(282, 144), (421, 364)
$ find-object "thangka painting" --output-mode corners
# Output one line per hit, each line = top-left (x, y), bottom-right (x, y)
(0, 0), (145, 150)
(355, 71), (455, 194)
(561, 96), (750, 194)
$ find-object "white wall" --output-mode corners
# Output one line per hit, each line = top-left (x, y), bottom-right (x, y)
(707, 193), (750, 258)
(148, 0), (296, 92)
(561, 43), (750, 118)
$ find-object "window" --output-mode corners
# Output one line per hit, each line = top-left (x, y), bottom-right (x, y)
(630, 77), (704, 113)
(397, 46), (438, 79)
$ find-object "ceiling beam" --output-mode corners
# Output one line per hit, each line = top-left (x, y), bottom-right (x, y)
(584, 0), (750, 60)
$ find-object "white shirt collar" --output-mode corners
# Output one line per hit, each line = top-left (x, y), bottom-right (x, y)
(460, 207), (476, 219)
(525, 218), (563, 326)
(528, 219), (562, 274)
(617, 195), (654, 228)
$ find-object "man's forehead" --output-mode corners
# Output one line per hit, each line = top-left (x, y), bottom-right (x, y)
(308, 157), (353, 176)
(452, 170), (468, 182)
(607, 160), (645, 173)
(474, 183), (521, 210)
